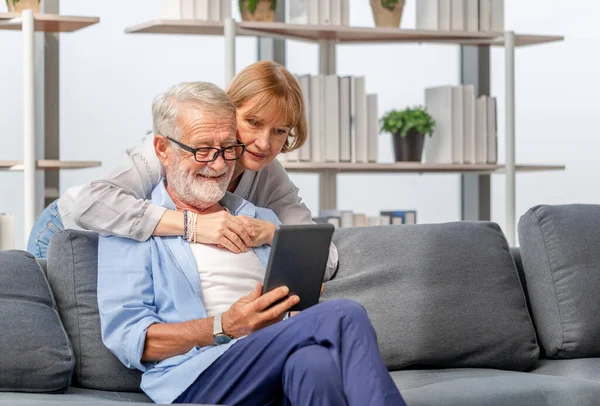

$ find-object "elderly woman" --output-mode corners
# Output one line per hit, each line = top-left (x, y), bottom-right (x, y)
(27, 61), (338, 279)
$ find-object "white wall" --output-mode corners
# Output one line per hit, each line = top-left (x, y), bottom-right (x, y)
(0, 0), (595, 248)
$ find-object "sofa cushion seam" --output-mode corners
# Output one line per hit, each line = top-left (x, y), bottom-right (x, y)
(532, 208), (566, 355)
(501, 231), (539, 354)
(68, 230), (84, 381)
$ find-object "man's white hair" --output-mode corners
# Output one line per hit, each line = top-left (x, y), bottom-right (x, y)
(152, 82), (236, 141)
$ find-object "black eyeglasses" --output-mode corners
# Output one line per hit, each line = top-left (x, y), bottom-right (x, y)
(166, 136), (246, 163)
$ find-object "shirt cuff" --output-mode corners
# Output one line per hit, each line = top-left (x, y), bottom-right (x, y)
(131, 202), (167, 242)
(129, 317), (162, 372)
(324, 242), (339, 281)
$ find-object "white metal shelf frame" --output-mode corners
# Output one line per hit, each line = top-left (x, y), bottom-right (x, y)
(0, 11), (37, 246)
(505, 32), (516, 247)
(23, 10), (35, 249)
(1, 11), (100, 246)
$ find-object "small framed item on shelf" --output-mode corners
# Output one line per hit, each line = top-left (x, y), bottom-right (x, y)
(380, 210), (417, 225)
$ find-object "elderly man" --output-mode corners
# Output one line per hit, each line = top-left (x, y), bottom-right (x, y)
(97, 82), (406, 406)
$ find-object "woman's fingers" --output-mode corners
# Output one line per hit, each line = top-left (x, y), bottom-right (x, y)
(222, 228), (247, 253)
(192, 211), (252, 252)
(217, 234), (241, 253)
(226, 215), (252, 247)
(237, 216), (275, 247)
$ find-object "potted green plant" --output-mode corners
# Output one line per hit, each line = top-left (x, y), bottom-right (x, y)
(380, 106), (435, 162)
(239, 0), (278, 22)
(370, 0), (405, 27)
(6, 0), (40, 13)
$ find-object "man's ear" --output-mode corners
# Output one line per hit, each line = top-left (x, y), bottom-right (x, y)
(154, 135), (170, 166)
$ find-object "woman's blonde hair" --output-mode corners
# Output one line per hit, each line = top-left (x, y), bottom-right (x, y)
(226, 60), (307, 153)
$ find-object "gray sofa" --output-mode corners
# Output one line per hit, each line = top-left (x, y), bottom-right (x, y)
(2, 204), (600, 405)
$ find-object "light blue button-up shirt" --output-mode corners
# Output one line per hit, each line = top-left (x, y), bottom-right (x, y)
(97, 181), (280, 404)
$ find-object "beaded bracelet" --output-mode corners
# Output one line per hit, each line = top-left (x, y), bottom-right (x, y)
(188, 212), (194, 243)
(191, 212), (198, 243)
(183, 210), (188, 240)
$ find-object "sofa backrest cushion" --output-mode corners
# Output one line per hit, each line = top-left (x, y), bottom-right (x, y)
(322, 222), (540, 371)
(518, 204), (600, 359)
(0, 250), (75, 393)
(46, 230), (142, 392)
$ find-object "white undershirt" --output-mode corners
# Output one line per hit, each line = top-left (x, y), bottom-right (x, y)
(190, 243), (266, 317)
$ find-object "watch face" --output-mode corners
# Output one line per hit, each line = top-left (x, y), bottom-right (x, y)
(214, 334), (233, 345)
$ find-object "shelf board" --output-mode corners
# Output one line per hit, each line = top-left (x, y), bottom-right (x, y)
(0, 160), (101, 171)
(124, 20), (563, 47)
(280, 162), (566, 174)
(125, 19), (229, 36)
(0, 12), (99, 32)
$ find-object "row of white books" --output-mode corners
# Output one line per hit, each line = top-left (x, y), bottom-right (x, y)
(417, 0), (504, 32)
(160, 0), (231, 21)
(159, 0), (350, 25)
(286, 0), (350, 26)
(160, 0), (503, 31)
(314, 210), (418, 228)
(282, 75), (378, 164)
(424, 85), (497, 165)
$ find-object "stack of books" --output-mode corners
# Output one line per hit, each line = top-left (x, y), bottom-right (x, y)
(282, 75), (379, 164)
(286, 0), (350, 26)
(160, 0), (353, 25)
(416, 0), (504, 32)
(423, 85), (497, 165)
(314, 210), (417, 228)
(160, 0), (232, 21)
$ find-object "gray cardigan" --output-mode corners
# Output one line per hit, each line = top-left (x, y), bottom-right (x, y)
(58, 135), (338, 279)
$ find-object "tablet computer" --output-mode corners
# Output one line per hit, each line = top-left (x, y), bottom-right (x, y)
(262, 223), (335, 312)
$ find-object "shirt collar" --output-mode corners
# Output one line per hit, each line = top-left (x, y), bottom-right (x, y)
(151, 179), (257, 219)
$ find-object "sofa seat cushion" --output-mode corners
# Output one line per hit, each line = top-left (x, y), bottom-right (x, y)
(0, 387), (152, 405)
(0, 250), (75, 393)
(518, 204), (600, 359)
(392, 368), (600, 406)
(46, 230), (142, 392)
(322, 222), (539, 372)
(532, 359), (600, 382)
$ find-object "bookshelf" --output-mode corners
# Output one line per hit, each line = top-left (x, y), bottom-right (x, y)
(1, 10), (100, 245)
(125, 17), (564, 245)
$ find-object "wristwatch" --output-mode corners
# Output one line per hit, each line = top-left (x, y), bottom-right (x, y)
(213, 314), (233, 345)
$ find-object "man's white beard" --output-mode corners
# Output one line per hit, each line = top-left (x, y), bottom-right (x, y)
(168, 163), (232, 210)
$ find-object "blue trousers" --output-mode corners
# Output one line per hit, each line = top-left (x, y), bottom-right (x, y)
(27, 199), (64, 259)
(175, 299), (406, 406)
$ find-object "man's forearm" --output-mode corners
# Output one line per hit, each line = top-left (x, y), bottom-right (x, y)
(142, 317), (214, 362)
